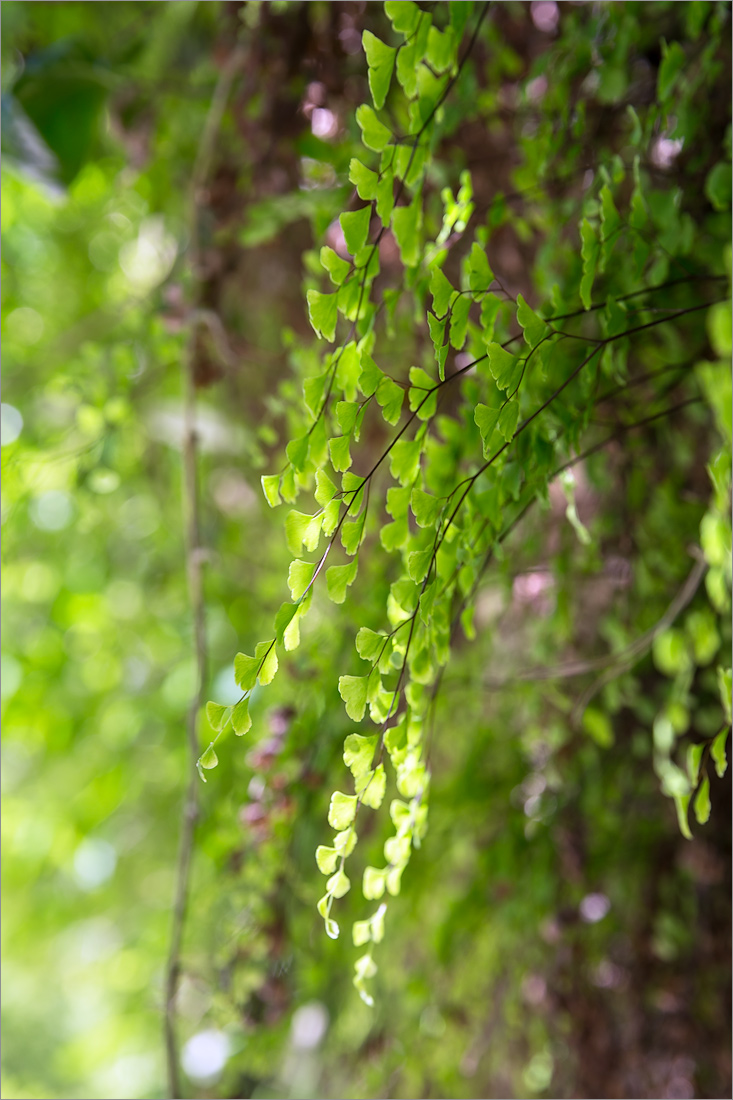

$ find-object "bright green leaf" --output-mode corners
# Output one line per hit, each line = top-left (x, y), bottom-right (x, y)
(693, 775), (711, 824)
(206, 701), (230, 732)
(326, 559), (358, 604)
(340, 206), (371, 256)
(306, 289), (338, 341)
(338, 674), (368, 720)
(363, 30), (397, 110)
(356, 103), (392, 152)
(260, 474), (281, 508)
(328, 791), (358, 829)
(288, 559), (316, 601)
(231, 697), (252, 736)
(349, 158), (379, 200)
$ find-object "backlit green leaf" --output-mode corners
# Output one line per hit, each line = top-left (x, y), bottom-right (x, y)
(328, 791), (358, 829)
(363, 30), (397, 110)
(693, 775), (711, 824)
(487, 343), (523, 392)
(254, 641), (278, 685)
(306, 289), (338, 341)
(320, 246), (351, 285)
(338, 674), (368, 720)
(316, 845), (339, 874)
(205, 701), (230, 732)
(261, 474), (281, 508)
(356, 104), (392, 152)
(340, 206), (371, 256)
(231, 697), (252, 736)
(326, 558), (358, 604)
(385, 0), (421, 35)
(392, 201), (421, 267)
(349, 158), (378, 200)
(288, 559), (316, 601)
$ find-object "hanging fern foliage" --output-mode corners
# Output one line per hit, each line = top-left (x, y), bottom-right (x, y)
(198, 0), (732, 1009)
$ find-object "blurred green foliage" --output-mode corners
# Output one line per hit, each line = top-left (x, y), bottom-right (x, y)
(2, 3), (731, 1100)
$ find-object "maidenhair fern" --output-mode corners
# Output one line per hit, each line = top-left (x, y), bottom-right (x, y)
(205, 1), (731, 1005)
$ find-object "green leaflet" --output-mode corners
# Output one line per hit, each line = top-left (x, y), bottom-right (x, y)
(711, 728), (729, 779)
(288, 559), (316, 601)
(313, 469), (335, 509)
(392, 201), (422, 268)
(376, 170), (395, 226)
(352, 918), (372, 947)
(705, 162), (732, 212)
(385, 0), (420, 34)
(254, 640), (278, 685)
(693, 776), (711, 824)
(449, 295), (471, 350)
(407, 547), (433, 583)
(340, 206), (371, 256)
(376, 374), (404, 425)
(363, 30), (396, 110)
(474, 401), (502, 454)
(234, 652), (260, 692)
(449, 0), (473, 38)
(274, 601), (299, 650)
(358, 764), (386, 809)
(600, 185), (622, 247)
(344, 733), (378, 779)
(285, 510), (322, 554)
(386, 485), (410, 519)
(316, 846), (340, 874)
(326, 558), (358, 604)
(356, 104), (392, 152)
(320, 245), (351, 285)
(410, 487), (441, 528)
(260, 474), (281, 508)
(657, 39), (686, 101)
(430, 265), (456, 318)
(329, 435), (352, 472)
(335, 341), (361, 401)
(516, 294), (547, 347)
(408, 366), (437, 419)
(686, 742), (704, 787)
(197, 744), (218, 780)
(306, 289), (338, 341)
(328, 791), (358, 829)
(341, 512), (365, 556)
(358, 351), (382, 397)
(498, 400), (519, 441)
(336, 401), (360, 436)
(205, 701), (230, 732)
(389, 438), (423, 485)
(316, 894), (339, 940)
(326, 869), (351, 898)
(486, 343), (523, 393)
(231, 697), (252, 736)
(286, 434), (309, 472)
(363, 865), (387, 900)
(356, 627), (386, 663)
(338, 674), (368, 721)
(304, 373), (328, 419)
(426, 25), (455, 73)
(427, 313), (446, 352)
(468, 241), (492, 293)
(334, 828), (358, 856)
(349, 158), (378, 201)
